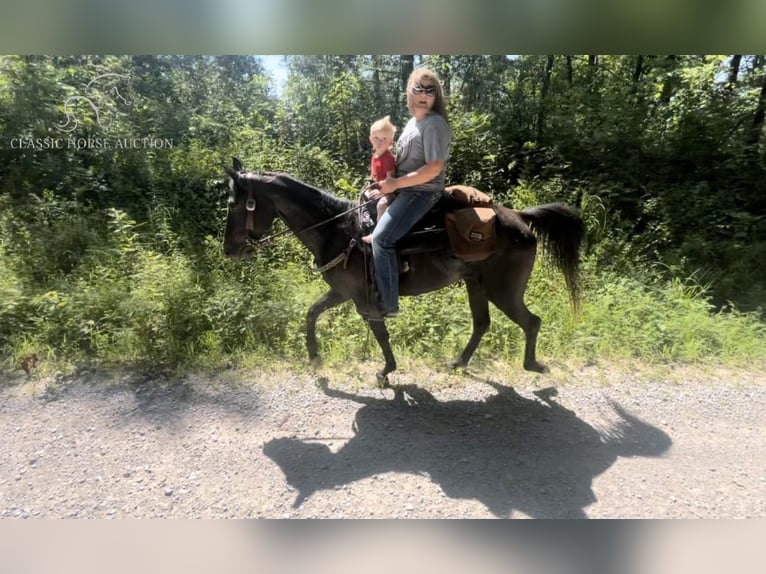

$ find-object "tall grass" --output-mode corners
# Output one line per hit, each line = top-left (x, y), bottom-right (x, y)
(570, 268), (766, 363)
(2, 200), (765, 375)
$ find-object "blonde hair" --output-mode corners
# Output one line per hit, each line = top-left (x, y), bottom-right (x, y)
(370, 115), (397, 139)
(406, 67), (448, 120)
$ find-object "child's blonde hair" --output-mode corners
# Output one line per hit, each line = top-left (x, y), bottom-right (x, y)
(370, 115), (397, 139)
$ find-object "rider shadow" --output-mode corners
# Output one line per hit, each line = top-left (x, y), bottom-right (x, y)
(263, 379), (671, 518)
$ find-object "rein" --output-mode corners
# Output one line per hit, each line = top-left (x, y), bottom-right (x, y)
(244, 193), (378, 273)
(245, 197), (377, 247)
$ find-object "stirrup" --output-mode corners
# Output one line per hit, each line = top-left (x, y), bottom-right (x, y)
(363, 308), (399, 322)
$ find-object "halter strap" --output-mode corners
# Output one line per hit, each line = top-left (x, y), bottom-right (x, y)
(245, 189), (256, 232)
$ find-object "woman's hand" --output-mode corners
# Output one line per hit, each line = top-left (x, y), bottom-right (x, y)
(380, 160), (445, 195)
(378, 176), (399, 195)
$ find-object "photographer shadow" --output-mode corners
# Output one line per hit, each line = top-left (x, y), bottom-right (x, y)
(263, 379), (671, 518)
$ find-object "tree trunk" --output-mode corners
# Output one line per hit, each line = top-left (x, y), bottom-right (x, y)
(631, 55), (644, 94)
(745, 65), (766, 148)
(586, 55), (598, 93)
(440, 55), (451, 97)
(400, 56), (414, 92)
(371, 55), (382, 111)
(565, 55), (573, 86)
(395, 54), (415, 121)
(536, 55), (555, 142)
(659, 55), (678, 104)
(727, 55), (742, 86)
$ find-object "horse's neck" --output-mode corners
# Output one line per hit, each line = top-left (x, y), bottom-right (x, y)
(265, 177), (339, 229)
(266, 177), (351, 256)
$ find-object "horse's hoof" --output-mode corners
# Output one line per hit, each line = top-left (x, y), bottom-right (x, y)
(309, 355), (323, 369)
(314, 375), (329, 390)
(375, 372), (390, 388)
(449, 358), (468, 370)
(525, 361), (549, 374)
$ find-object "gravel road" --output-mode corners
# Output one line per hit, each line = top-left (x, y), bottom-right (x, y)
(1, 362), (764, 518)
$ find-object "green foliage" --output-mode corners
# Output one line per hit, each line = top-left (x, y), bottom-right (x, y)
(571, 269), (766, 363)
(0, 250), (31, 355)
(389, 284), (474, 364)
(1, 54), (765, 374)
(447, 109), (508, 194)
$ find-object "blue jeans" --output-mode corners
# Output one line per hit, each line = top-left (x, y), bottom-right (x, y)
(371, 189), (442, 313)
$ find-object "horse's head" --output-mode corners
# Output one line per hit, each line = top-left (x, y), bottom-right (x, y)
(223, 158), (278, 260)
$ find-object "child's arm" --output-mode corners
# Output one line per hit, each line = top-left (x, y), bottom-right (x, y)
(383, 152), (396, 180)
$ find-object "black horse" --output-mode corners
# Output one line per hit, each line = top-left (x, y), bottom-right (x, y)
(223, 159), (584, 384)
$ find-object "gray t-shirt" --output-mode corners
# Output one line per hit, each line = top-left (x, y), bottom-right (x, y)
(395, 113), (451, 192)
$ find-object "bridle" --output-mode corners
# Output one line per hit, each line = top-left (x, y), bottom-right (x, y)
(242, 195), (377, 247)
(236, 184), (378, 273)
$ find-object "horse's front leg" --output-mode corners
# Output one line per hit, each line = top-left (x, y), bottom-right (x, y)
(365, 319), (397, 387)
(306, 290), (349, 367)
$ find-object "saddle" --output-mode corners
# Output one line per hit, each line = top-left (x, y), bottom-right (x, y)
(358, 184), (497, 262)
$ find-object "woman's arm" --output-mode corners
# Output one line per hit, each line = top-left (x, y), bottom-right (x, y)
(379, 159), (444, 195)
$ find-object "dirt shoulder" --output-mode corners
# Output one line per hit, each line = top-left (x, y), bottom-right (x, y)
(1, 362), (764, 518)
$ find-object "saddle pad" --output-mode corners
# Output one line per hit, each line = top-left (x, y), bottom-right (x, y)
(445, 207), (496, 262)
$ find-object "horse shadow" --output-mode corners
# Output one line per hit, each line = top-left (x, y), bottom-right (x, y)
(263, 379), (671, 518)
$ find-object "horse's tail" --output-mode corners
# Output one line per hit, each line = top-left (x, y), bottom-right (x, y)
(519, 203), (584, 313)
(600, 400), (672, 458)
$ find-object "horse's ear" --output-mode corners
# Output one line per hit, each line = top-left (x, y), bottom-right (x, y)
(224, 157), (244, 179)
(224, 164), (239, 179)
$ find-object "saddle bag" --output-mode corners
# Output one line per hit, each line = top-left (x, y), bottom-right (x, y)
(444, 185), (496, 262)
(445, 206), (496, 262)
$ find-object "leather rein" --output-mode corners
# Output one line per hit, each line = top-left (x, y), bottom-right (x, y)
(242, 187), (377, 273)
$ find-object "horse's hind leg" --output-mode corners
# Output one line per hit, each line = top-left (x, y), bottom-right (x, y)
(307, 290), (348, 366)
(365, 319), (397, 387)
(516, 306), (545, 373)
(483, 251), (548, 373)
(451, 277), (491, 369)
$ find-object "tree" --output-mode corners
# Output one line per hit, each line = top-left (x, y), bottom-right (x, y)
(727, 55), (742, 85)
(745, 60), (766, 148)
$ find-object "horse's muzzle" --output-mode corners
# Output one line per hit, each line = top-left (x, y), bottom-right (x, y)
(223, 240), (253, 260)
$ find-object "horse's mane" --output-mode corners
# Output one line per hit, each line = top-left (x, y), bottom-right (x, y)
(248, 172), (359, 235)
(261, 172), (356, 214)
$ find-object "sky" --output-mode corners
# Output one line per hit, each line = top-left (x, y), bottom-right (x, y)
(258, 55), (288, 95)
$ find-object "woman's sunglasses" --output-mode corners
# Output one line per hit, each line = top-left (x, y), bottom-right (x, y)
(411, 85), (437, 96)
